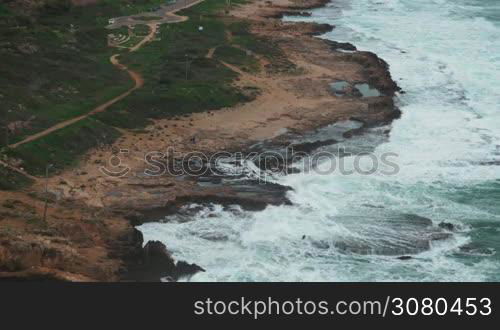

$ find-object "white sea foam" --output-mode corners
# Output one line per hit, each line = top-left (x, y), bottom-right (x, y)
(139, 0), (500, 281)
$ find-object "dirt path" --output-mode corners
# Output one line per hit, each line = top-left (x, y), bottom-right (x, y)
(206, 46), (217, 59)
(8, 26), (151, 149)
(0, 160), (39, 182)
(9, 49), (148, 149)
(9, 0), (201, 150)
(129, 23), (157, 52)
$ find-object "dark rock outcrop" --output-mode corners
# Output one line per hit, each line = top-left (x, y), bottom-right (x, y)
(438, 222), (456, 231)
(324, 39), (357, 51)
(291, 139), (338, 153)
(122, 240), (205, 282)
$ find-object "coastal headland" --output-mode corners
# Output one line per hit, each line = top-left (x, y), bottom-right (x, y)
(0, 0), (400, 281)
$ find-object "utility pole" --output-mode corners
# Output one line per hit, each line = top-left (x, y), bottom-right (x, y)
(42, 164), (53, 223)
(3, 125), (8, 148)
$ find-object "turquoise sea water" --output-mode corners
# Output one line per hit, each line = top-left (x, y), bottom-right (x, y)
(140, 0), (500, 281)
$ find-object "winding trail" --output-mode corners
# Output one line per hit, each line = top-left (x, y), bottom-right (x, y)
(0, 159), (39, 182)
(206, 46), (217, 59)
(8, 0), (204, 150)
(8, 24), (156, 150)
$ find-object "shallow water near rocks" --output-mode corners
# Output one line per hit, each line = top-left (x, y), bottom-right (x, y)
(354, 83), (382, 97)
(330, 81), (349, 96)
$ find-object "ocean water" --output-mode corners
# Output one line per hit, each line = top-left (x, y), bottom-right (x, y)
(139, 0), (500, 281)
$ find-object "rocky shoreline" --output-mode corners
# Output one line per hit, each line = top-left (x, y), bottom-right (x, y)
(0, 0), (402, 281)
(121, 0), (401, 281)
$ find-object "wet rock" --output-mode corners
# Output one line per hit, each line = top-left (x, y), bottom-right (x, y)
(438, 222), (456, 231)
(263, 11), (312, 19)
(286, 167), (301, 175)
(123, 240), (205, 282)
(333, 239), (431, 256)
(324, 39), (357, 51)
(361, 204), (385, 209)
(174, 261), (205, 280)
(254, 151), (286, 172)
(429, 232), (453, 241)
(342, 125), (366, 138)
(131, 240), (176, 280)
(199, 232), (229, 242)
(479, 160), (500, 166)
(304, 23), (335, 36)
(397, 256), (413, 260)
(458, 243), (496, 256)
(330, 212), (453, 256)
(126, 182), (292, 225)
(341, 51), (401, 96)
(401, 214), (433, 227)
(311, 240), (330, 249)
(291, 139), (337, 153)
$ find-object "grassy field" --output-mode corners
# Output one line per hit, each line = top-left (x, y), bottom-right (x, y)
(96, 7), (295, 130)
(0, 4), (10, 17)
(0, 0), (175, 185)
(0, 0), (290, 187)
(213, 45), (260, 72)
(0, 4), (130, 149)
(226, 20), (298, 73)
(0, 0), (188, 148)
(5, 117), (120, 176)
(96, 4), (258, 128)
(0, 166), (34, 191)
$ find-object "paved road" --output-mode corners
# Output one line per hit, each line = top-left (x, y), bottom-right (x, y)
(108, 0), (204, 29)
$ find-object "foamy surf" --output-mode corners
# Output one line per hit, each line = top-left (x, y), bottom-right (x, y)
(139, 0), (500, 281)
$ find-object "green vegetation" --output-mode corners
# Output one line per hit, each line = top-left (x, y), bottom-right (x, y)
(213, 45), (259, 72)
(0, 166), (34, 191)
(0, 4), (10, 17)
(177, 0), (247, 16)
(0, 0), (293, 185)
(0, 2), (133, 146)
(120, 35), (145, 48)
(98, 0), (170, 16)
(5, 117), (120, 176)
(0, 0), (176, 185)
(227, 21), (298, 73)
(133, 24), (151, 36)
(0, 0), (186, 147)
(97, 7), (257, 128)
